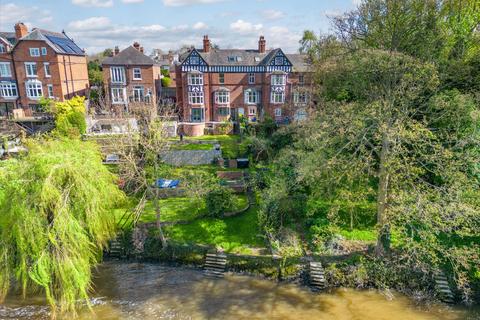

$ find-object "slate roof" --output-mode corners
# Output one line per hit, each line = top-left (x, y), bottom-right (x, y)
(103, 46), (156, 66)
(0, 32), (16, 46)
(18, 29), (85, 55)
(285, 54), (311, 72)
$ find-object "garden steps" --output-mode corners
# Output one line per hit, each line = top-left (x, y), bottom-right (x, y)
(204, 253), (227, 278)
(309, 261), (326, 291)
(108, 238), (123, 258)
(434, 271), (455, 304)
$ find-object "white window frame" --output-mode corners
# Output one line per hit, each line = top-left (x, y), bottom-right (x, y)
(29, 48), (40, 57)
(293, 92), (309, 104)
(248, 73), (255, 84)
(244, 90), (259, 104)
(274, 107), (282, 117)
(275, 56), (283, 65)
(188, 91), (204, 104)
(0, 62), (12, 77)
(0, 44), (6, 53)
(271, 74), (286, 85)
(271, 91), (285, 104)
(111, 87), (127, 104)
(214, 91), (229, 104)
(110, 66), (126, 84)
(132, 85), (144, 102)
(47, 84), (54, 98)
(26, 80), (43, 99)
(44, 63), (51, 77)
(41, 47), (47, 56)
(0, 82), (18, 98)
(133, 68), (142, 80)
(188, 73), (203, 85)
(191, 107), (204, 122)
(25, 62), (37, 77)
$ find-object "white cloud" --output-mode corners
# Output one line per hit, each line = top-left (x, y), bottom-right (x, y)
(0, 3), (53, 30)
(192, 22), (208, 30)
(230, 20), (263, 34)
(71, 0), (114, 8)
(352, 0), (362, 6)
(163, 0), (225, 6)
(122, 0), (144, 3)
(68, 17), (112, 31)
(262, 9), (284, 20)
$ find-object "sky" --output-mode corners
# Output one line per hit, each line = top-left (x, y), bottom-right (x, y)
(1, 0), (360, 55)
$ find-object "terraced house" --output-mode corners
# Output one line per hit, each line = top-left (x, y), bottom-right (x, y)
(102, 43), (162, 113)
(176, 35), (312, 136)
(0, 22), (88, 118)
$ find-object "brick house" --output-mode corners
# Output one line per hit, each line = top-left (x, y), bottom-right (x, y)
(0, 23), (89, 118)
(102, 43), (162, 113)
(175, 35), (312, 136)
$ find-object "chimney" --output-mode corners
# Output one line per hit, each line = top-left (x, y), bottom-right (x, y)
(140, 46), (144, 54)
(203, 35), (210, 53)
(14, 22), (28, 39)
(258, 36), (266, 54)
(114, 46), (120, 56)
(133, 42), (140, 51)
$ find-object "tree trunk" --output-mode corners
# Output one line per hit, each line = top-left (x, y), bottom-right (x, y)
(153, 186), (168, 248)
(375, 131), (391, 257)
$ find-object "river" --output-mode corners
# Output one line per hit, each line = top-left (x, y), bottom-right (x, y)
(1, 262), (479, 319)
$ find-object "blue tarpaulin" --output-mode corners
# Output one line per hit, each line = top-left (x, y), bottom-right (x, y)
(156, 179), (180, 188)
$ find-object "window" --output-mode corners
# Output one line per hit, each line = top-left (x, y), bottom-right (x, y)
(275, 56), (283, 65)
(0, 44), (5, 53)
(294, 92), (309, 104)
(133, 86), (144, 102)
(47, 84), (54, 98)
(219, 73), (224, 84)
(41, 47), (47, 55)
(294, 109), (308, 121)
(248, 73), (255, 84)
(218, 107), (229, 116)
(191, 107), (204, 122)
(248, 107), (256, 115)
(227, 56), (242, 62)
(26, 81), (43, 98)
(0, 82), (17, 98)
(271, 91), (285, 104)
(110, 67), (125, 83)
(190, 56), (199, 65)
(188, 73), (203, 85)
(271, 74), (286, 85)
(111, 87), (126, 103)
(25, 62), (37, 77)
(0, 62), (11, 77)
(29, 48), (40, 57)
(188, 91), (204, 104)
(298, 74), (304, 85)
(274, 108), (282, 117)
(244, 90), (259, 104)
(44, 63), (51, 77)
(254, 56), (260, 62)
(133, 68), (142, 80)
(215, 91), (229, 104)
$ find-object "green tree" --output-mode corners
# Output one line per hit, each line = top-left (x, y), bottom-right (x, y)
(52, 96), (87, 137)
(87, 60), (103, 86)
(0, 138), (124, 314)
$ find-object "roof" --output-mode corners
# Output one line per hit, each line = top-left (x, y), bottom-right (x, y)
(18, 29), (85, 55)
(286, 54), (311, 72)
(0, 32), (16, 46)
(103, 46), (156, 66)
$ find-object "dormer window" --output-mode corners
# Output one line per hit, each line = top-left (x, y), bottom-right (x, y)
(133, 68), (142, 80)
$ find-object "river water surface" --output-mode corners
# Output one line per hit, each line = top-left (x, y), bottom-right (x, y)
(1, 262), (479, 320)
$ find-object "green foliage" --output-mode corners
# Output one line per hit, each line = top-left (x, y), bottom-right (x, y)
(87, 60), (103, 85)
(205, 186), (233, 217)
(161, 76), (172, 87)
(0, 138), (124, 313)
(52, 96), (87, 137)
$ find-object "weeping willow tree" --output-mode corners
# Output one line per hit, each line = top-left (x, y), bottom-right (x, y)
(0, 137), (124, 314)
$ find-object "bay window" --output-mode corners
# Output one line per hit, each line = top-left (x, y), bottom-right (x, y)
(191, 108), (204, 122)
(188, 73), (203, 85)
(188, 91), (204, 104)
(215, 91), (229, 104)
(271, 74), (286, 85)
(271, 91), (285, 104)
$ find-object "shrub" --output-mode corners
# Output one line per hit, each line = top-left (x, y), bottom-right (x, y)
(205, 186), (233, 217)
(161, 77), (172, 87)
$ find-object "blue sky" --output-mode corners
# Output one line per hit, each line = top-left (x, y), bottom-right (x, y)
(1, 0), (359, 54)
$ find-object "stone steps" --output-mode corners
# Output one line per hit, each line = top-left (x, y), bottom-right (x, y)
(434, 272), (455, 304)
(204, 253), (227, 278)
(108, 238), (123, 258)
(309, 261), (326, 291)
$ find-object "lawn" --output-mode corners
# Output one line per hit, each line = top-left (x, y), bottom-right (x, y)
(178, 134), (248, 158)
(170, 143), (213, 151)
(165, 206), (265, 254)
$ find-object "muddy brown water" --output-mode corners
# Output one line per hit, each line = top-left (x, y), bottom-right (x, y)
(1, 262), (479, 319)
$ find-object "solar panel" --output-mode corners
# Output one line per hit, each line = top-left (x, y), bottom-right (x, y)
(45, 35), (84, 55)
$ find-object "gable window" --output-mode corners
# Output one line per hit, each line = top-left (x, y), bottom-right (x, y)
(25, 62), (37, 77)
(271, 74), (286, 85)
(271, 91), (285, 104)
(110, 66), (126, 83)
(248, 73), (255, 84)
(294, 92), (309, 104)
(191, 107), (204, 122)
(298, 74), (305, 85)
(0, 44), (6, 53)
(188, 73), (203, 85)
(188, 91), (204, 104)
(274, 107), (282, 117)
(111, 87), (126, 104)
(215, 91), (229, 104)
(219, 73), (225, 84)
(47, 84), (54, 98)
(132, 86), (144, 102)
(133, 68), (142, 80)
(41, 47), (47, 56)
(0, 82), (18, 98)
(244, 90), (259, 104)
(275, 56), (283, 65)
(0, 62), (11, 77)
(29, 48), (40, 57)
(44, 63), (51, 77)
(190, 56), (200, 65)
(26, 80), (43, 99)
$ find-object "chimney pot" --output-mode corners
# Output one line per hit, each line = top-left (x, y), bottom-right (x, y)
(140, 46), (144, 54)
(114, 46), (120, 56)
(14, 22), (28, 39)
(133, 42), (141, 50)
(258, 35), (266, 54)
(203, 35), (211, 53)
